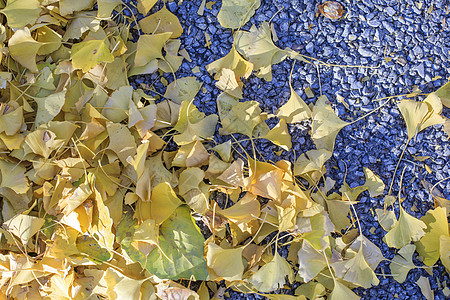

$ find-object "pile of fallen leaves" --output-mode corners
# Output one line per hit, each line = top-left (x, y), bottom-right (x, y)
(0, 0), (449, 299)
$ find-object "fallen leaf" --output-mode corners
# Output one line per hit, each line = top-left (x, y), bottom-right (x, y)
(384, 205), (426, 249)
(3, 214), (44, 245)
(139, 6), (183, 38)
(207, 243), (244, 281)
(135, 33), (172, 68)
(1, 0), (41, 28)
(264, 119), (292, 151)
(416, 276), (434, 300)
(8, 28), (42, 73)
(71, 38), (114, 72)
(217, 0), (261, 29)
(249, 252), (293, 293)
(390, 244), (417, 283)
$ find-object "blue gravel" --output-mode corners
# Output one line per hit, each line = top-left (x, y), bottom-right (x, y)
(125, 0), (450, 299)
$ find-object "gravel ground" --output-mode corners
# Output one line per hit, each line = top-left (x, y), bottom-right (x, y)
(123, 0), (450, 299)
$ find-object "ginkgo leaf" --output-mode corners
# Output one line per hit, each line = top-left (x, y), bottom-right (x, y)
(71, 39), (114, 72)
(398, 93), (445, 140)
(206, 46), (253, 81)
(249, 252), (293, 293)
(35, 26), (62, 56)
(332, 248), (379, 288)
(0, 104), (23, 136)
(34, 91), (66, 127)
(0, 160), (29, 194)
(414, 207), (448, 266)
(363, 168), (385, 197)
(440, 235), (450, 273)
(297, 239), (327, 282)
(97, 0), (122, 18)
(235, 22), (287, 81)
(218, 193), (260, 224)
(276, 80), (311, 123)
(1, 0), (41, 28)
(178, 167), (204, 195)
(311, 95), (349, 152)
(293, 149), (332, 177)
(150, 182), (182, 225)
(59, 0), (95, 16)
(217, 94), (267, 137)
(3, 214), (44, 245)
(139, 6), (183, 38)
(217, 0), (261, 29)
(207, 243), (244, 281)
(146, 206), (208, 280)
(106, 122), (137, 165)
(416, 276), (434, 300)
(390, 244), (417, 283)
(375, 208), (397, 231)
(8, 28), (42, 73)
(329, 279), (360, 300)
(384, 205), (426, 249)
(435, 80), (450, 108)
(137, 0), (158, 15)
(164, 77), (202, 104)
(349, 235), (384, 270)
(215, 68), (244, 98)
(135, 33), (172, 67)
(103, 268), (151, 300)
(103, 85), (133, 122)
(76, 235), (112, 263)
(264, 119), (292, 151)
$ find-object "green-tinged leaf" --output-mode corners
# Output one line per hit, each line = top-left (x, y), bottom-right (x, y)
(34, 91), (66, 127)
(146, 206), (208, 280)
(398, 93), (445, 140)
(116, 211), (147, 267)
(384, 205), (426, 249)
(311, 95), (349, 152)
(76, 235), (112, 263)
(8, 28), (42, 73)
(3, 214), (44, 245)
(416, 276), (434, 300)
(329, 279), (360, 300)
(164, 77), (202, 104)
(363, 168), (385, 197)
(1, 0), (41, 28)
(135, 33), (172, 67)
(264, 119), (292, 151)
(207, 243), (244, 281)
(390, 244), (417, 283)
(415, 207), (449, 266)
(297, 239), (327, 282)
(217, 0), (261, 29)
(71, 39), (114, 72)
(139, 6), (183, 38)
(235, 22), (287, 81)
(249, 252), (293, 293)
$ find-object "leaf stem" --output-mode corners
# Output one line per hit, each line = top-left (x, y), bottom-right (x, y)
(388, 138), (410, 196)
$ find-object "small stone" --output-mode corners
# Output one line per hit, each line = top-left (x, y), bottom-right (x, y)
(358, 48), (375, 57)
(305, 41), (314, 53)
(416, 63), (425, 78)
(384, 6), (396, 16)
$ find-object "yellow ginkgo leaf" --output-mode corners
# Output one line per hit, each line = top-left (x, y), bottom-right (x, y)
(435, 80), (450, 108)
(3, 214), (45, 245)
(218, 193), (260, 224)
(1, 0), (41, 28)
(34, 91), (66, 127)
(150, 182), (182, 225)
(235, 22), (287, 81)
(59, 0), (95, 16)
(329, 279), (360, 300)
(0, 160), (29, 194)
(217, 0), (261, 29)
(206, 243), (244, 281)
(97, 0), (122, 18)
(137, 0), (158, 15)
(415, 207), (448, 266)
(106, 122), (137, 165)
(311, 95), (349, 152)
(8, 28), (42, 73)
(139, 6), (183, 38)
(134, 33), (172, 68)
(384, 205), (426, 249)
(264, 119), (292, 151)
(207, 46), (253, 81)
(332, 248), (379, 288)
(390, 244), (417, 283)
(398, 93), (445, 140)
(363, 168), (385, 197)
(103, 85), (133, 123)
(440, 235), (450, 273)
(249, 252), (293, 293)
(276, 71), (311, 123)
(293, 149), (332, 177)
(297, 239), (327, 282)
(71, 39), (114, 72)
(0, 104), (23, 136)
(375, 208), (397, 231)
(35, 26), (62, 56)
(164, 77), (202, 104)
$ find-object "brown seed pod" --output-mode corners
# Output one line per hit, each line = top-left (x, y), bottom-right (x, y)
(318, 1), (345, 20)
